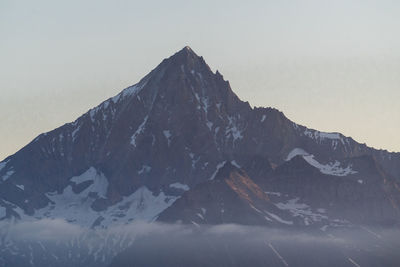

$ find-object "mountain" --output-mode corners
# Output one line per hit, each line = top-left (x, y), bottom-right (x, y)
(1, 46), (400, 267)
(0, 46), (399, 230)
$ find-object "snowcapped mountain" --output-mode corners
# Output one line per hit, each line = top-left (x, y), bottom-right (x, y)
(0, 46), (399, 230)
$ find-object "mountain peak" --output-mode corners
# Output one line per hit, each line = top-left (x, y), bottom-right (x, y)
(181, 45), (195, 53)
(137, 45), (246, 112)
(167, 46), (200, 64)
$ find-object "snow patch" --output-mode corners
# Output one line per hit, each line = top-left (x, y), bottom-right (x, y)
(210, 161), (226, 180)
(303, 129), (349, 150)
(111, 80), (148, 104)
(265, 191), (282, 197)
(83, 175), (108, 199)
(0, 160), (9, 172)
(89, 109), (96, 122)
(225, 116), (243, 142)
(265, 211), (293, 225)
(286, 148), (358, 176)
(71, 167), (97, 184)
(101, 187), (178, 224)
(231, 160), (241, 168)
(304, 156), (357, 176)
(59, 133), (64, 143)
(15, 184), (24, 191)
(163, 130), (172, 146)
(188, 152), (200, 169)
(206, 122), (213, 131)
(130, 116), (148, 147)
(138, 165), (151, 175)
(276, 198), (328, 224)
(34, 169), (176, 227)
(71, 125), (81, 142)
(191, 221), (200, 227)
(2, 170), (15, 181)
(70, 167), (109, 198)
(169, 183), (190, 191)
(226, 126), (243, 141)
(249, 204), (263, 214)
(261, 115), (266, 122)
(39, 167), (109, 224)
(304, 129), (341, 140)
(286, 148), (309, 161)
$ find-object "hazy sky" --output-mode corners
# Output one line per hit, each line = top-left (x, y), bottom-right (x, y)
(1, 0), (399, 160)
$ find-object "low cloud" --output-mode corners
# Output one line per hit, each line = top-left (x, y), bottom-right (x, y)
(0, 219), (399, 267)
(1, 218), (84, 241)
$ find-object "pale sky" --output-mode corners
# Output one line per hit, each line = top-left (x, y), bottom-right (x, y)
(1, 0), (399, 160)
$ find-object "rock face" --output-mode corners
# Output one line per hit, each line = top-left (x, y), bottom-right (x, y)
(0, 46), (399, 227)
(158, 162), (294, 226)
